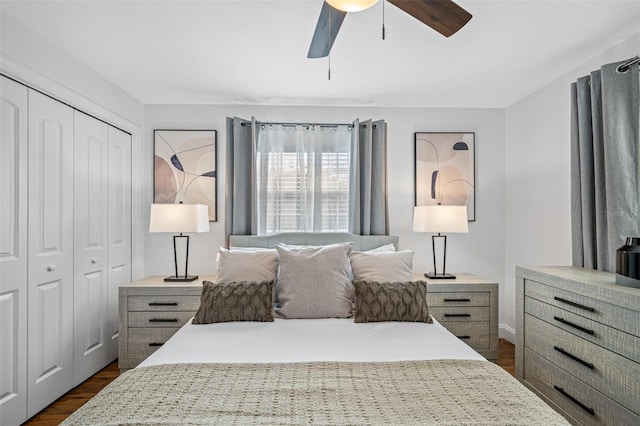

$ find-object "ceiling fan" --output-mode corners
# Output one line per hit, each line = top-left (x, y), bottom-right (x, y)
(307, 0), (472, 58)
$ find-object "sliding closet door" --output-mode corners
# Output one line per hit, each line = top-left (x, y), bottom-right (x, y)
(0, 77), (29, 426)
(73, 111), (109, 385)
(27, 90), (74, 417)
(106, 126), (132, 360)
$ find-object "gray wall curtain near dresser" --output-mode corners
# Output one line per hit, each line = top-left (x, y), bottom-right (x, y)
(349, 119), (389, 235)
(225, 116), (258, 241)
(570, 59), (640, 271)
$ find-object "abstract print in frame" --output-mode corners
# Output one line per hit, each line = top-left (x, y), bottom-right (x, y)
(415, 132), (475, 221)
(154, 129), (217, 221)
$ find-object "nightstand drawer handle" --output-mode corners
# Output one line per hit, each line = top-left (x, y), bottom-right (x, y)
(457, 335), (471, 340)
(554, 297), (595, 313)
(553, 316), (595, 335)
(443, 298), (471, 302)
(148, 302), (178, 306)
(149, 342), (164, 347)
(553, 385), (595, 415)
(149, 318), (179, 323)
(444, 313), (471, 317)
(554, 346), (594, 370)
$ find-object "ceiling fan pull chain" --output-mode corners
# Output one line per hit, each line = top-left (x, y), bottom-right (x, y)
(328, 54), (331, 80)
(382, 0), (386, 40)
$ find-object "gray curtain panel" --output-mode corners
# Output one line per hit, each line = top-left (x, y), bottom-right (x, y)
(349, 119), (389, 235)
(570, 59), (640, 271)
(225, 116), (258, 241)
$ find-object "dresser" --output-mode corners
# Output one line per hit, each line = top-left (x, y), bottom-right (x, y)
(516, 266), (640, 425)
(118, 276), (211, 372)
(420, 273), (499, 360)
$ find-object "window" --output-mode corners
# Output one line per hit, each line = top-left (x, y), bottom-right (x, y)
(256, 124), (351, 234)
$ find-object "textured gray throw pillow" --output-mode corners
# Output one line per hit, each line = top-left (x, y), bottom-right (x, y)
(192, 280), (274, 324)
(276, 242), (353, 318)
(353, 280), (432, 323)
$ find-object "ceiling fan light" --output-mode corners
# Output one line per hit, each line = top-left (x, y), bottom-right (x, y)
(326, 0), (379, 13)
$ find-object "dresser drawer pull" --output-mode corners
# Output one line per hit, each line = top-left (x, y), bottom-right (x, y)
(148, 302), (178, 306)
(148, 342), (164, 347)
(443, 298), (471, 302)
(457, 335), (471, 340)
(553, 316), (595, 335)
(553, 346), (594, 370)
(444, 313), (471, 317)
(554, 297), (595, 313)
(553, 385), (595, 415)
(149, 318), (179, 323)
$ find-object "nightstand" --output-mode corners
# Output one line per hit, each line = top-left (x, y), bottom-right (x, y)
(419, 273), (499, 360)
(118, 276), (213, 372)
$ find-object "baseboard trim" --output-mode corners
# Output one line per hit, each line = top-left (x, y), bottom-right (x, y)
(499, 324), (516, 344)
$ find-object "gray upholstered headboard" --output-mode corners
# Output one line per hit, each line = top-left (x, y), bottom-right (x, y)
(229, 233), (399, 251)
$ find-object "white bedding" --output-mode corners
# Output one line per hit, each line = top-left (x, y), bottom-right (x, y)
(139, 317), (485, 367)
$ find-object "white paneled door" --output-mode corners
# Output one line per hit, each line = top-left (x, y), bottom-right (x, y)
(27, 90), (74, 418)
(0, 76), (29, 426)
(73, 112), (109, 385)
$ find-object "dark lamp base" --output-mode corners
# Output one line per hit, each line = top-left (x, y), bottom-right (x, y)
(164, 275), (199, 282)
(425, 272), (456, 280)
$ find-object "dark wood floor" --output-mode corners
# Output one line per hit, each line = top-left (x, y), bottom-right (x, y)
(25, 339), (516, 425)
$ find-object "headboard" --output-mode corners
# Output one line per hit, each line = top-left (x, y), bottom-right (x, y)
(229, 233), (399, 251)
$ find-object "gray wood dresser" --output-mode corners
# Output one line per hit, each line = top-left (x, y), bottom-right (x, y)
(118, 276), (211, 372)
(516, 266), (640, 425)
(420, 273), (499, 360)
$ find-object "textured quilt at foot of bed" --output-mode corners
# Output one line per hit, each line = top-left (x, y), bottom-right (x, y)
(62, 359), (568, 425)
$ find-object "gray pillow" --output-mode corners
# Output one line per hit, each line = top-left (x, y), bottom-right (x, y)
(276, 242), (353, 318)
(192, 280), (275, 324)
(350, 250), (414, 282)
(353, 280), (432, 323)
(216, 247), (279, 283)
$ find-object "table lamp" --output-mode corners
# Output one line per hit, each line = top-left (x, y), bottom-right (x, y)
(149, 203), (210, 282)
(413, 205), (468, 279)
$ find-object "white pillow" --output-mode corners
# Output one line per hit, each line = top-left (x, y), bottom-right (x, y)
(350, 250), (415, 282)
(216, 247), (279, 283)
(367, 243), (396, 252)
(276, 242), (353, 319)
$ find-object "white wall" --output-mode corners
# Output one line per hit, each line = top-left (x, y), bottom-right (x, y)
(0, 12), (147, 279)
(503, 31), (640, 341)
(144, 104), (506, 311)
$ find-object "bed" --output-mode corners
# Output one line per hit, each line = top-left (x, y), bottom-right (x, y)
(62, 233), (568, 425)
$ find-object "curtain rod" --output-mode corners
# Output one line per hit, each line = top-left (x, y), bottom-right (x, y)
(240, 121), (376, 129)
(617, 56), (640, 73)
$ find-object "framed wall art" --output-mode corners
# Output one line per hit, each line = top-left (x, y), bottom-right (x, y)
(154, 129), (217, 221)
(415, 132), (475, 221)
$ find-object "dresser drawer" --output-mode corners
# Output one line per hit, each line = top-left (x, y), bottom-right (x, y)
(440, 321), (490, 351)
(525, 279), (638, 335)
(427, 292), (489, 307)
(127, 327), (179, 359)
(525, 313), (639, 414)
(525, 297), (640, 363)
(525, 348), (639, 426)
(128, 295), (200, 312)
(128, 311), (194, 328)
(430, 306), (489, 322)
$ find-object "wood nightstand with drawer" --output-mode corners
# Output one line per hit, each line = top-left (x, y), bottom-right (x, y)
(118, 276), (212, 372)
(516, 266), (640, 425)
(419, 273), (499, 360)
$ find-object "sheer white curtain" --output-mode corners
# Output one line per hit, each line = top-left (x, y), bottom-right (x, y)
(256, 124), (352, 234)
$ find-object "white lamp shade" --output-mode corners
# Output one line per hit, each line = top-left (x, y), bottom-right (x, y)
(326, 0), (379, 12)
(149, 204), (210, 233)
(413, 205), (469, 234)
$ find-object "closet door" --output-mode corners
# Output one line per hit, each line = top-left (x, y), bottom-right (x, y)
(106, 126), (132, 359)
(73, 111), (109, 385)
(27, 90), (74, 417)
(0, 77), (28, 426)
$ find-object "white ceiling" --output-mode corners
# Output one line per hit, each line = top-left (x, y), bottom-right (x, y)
(2, 0), (639, 108)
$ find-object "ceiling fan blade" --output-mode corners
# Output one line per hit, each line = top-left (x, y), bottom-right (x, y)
(307, 2), (347, 58)
(387, 0), (472, 37)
